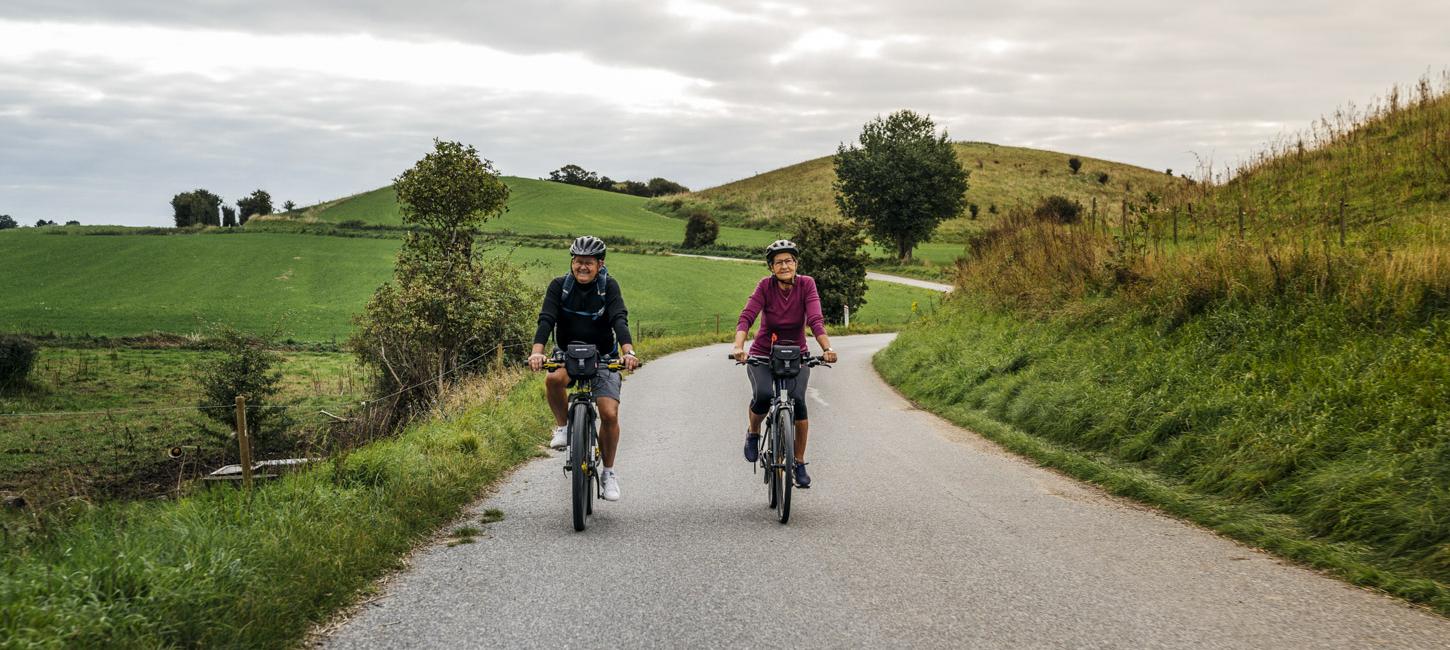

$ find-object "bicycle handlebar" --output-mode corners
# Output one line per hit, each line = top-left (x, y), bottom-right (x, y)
(725, 354), (831, 368)
(527, 351), (628, 372)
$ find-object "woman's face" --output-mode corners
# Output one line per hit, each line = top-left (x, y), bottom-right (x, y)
(571, 255), (601, 283)
(768, 253), (797, 284)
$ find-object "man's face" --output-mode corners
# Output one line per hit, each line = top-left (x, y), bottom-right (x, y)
(571, 255), (601, 283)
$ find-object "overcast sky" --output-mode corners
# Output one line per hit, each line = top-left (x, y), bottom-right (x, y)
(2, 1), (1447, 226)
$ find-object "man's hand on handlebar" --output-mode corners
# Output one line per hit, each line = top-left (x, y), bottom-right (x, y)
(528, 352), (547, 371)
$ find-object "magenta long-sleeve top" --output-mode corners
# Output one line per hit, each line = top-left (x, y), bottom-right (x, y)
(736, 274), (827, 356)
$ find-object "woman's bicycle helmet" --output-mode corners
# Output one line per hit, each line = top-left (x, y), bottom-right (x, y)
(570, 235), (607, 260)
(764, 239), (799, 265)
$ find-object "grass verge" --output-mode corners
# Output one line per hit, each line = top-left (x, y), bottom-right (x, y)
(0, 369), (549, 648)
(875, 297), (1449, 617)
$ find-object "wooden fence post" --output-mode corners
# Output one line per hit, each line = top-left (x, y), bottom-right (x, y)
(235, 395), (252, 491)
(715, 313), (721, 336)
(1338, 199), (1347, 247)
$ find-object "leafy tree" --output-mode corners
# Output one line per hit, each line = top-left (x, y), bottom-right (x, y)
(1032, 195), (1083, 224)
(195, 326), (292, 456)
(236, 189), (273, 223)
(617, 180), (652, 197)
(34, 219), (56, 227)
(350, 139), (532, 418)
(1068, 157), (1082, 174)
(282, 200), (296, 212)
(0, 334), (38, 391)
(682, 209), (718, 248)
(548, 164), (600, 188)
(171, 189), (221, 227)
(222, 205), (238, 228)
(791, 216), (870, 325)
(646, 177), (689, 196)
(64, 220), (79, 226)
(0, 215), (18, 229)
(833, 110), (968, 262)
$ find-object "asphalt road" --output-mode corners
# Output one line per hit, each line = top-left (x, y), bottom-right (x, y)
(324, 334), (1450, 649)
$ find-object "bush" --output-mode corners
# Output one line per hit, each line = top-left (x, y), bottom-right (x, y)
(682, 210), (719, 248)
(195, 327), (293, 456)
(792, 216), (870, 324)
(0, 214), (16, 229)
(0, 335), (38, 390)
(1068, 157), (1082, 174)
(1033, 195), (1083, 224)
(1096, 171), (1110, 185)
(968, 203), (980, 220)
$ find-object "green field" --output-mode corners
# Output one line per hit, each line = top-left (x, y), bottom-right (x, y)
(0, 346), (364, 503)
(0, 229), (937, 342)
(282, 176), (780, 248)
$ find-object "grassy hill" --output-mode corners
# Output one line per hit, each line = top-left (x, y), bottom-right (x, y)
(270, 176), (780, 249)
(880, 79), (1450, 613)
(0, 228), (937, 342)
(676, 142), (1180, 244)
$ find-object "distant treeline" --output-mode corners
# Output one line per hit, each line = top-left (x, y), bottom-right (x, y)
(546, 164), (688, 197)
(171, 189), (296, 228)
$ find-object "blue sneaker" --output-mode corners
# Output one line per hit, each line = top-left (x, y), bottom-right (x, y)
(743, 433), (760, 463)
(792, 462), (811, 488)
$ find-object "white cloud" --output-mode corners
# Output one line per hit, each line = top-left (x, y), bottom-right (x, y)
(0, 20), (719, 111)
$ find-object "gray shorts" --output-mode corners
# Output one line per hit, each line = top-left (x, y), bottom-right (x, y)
(587, 369), (622, 403)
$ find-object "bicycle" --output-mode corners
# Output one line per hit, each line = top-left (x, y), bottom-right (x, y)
(730, 343), (830, 524)
(536, 343), (623, 532)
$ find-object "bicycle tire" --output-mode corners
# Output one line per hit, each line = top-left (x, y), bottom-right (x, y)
(569, 403), (592, 532)
(586, 416), (596, 515)
(775, 406), (794, 524)
(765, 409), (780, 509)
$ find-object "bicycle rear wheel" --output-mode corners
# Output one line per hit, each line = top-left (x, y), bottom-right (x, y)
(774, 407), (795, 524)
(569, 403), (592, 532)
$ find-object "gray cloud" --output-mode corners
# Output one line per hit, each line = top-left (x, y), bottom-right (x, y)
(2, 1), (1449, 225)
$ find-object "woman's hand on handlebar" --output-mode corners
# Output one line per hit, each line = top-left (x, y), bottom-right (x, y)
(528, 352), (547, 371)
(731, 347), (747, 363)
(822, 349), (838, 364)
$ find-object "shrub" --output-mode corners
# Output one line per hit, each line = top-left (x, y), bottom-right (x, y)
(792, 216), (870, 324)
(1068, 157), (1082, 174)
(1096, 171), (1110, 185)
(0, 214), (16, 229)
(968, 203), (980, 220)
(195, 327), (293, 456)
(0, 335), (38, 390)
(1033, 195), (1083, 224)
(682, 210), (719, 248)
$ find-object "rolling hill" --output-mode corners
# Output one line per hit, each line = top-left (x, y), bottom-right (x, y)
(680, 142), (1182, 244)
(268, 176), (781, 249)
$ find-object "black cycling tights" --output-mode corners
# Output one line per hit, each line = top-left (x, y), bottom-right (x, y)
(746, 364), (810, 421)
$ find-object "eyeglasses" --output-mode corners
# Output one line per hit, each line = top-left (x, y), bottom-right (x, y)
(770, 258), (797, 268)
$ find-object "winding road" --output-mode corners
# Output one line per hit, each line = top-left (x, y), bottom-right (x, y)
(324, 334), (1449, 649)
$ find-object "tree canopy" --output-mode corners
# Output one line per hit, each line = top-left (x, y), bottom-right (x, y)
(236, 190), (273, 224)
(792, 216), (870, 324)
(833, 110), (968, 262)
(170, 189), (222, 228)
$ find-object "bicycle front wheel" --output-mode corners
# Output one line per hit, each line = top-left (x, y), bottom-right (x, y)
(569, 403), (592, 532)
(777, 406), (800, 522)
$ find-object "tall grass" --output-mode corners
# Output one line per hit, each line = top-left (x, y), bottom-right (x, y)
(881, 73), (1450, 613)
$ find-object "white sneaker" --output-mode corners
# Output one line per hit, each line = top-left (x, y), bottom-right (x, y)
(548, 425), (568, 450)
(601, 469), (620, 501)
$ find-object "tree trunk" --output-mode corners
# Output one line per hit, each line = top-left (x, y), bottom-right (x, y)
(897, 238), (913, 263)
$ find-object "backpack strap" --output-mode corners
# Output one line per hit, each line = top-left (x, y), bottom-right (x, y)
(559, 268), (608, 320)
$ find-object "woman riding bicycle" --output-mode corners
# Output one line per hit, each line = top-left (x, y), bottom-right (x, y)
(732, 239), (838, 488)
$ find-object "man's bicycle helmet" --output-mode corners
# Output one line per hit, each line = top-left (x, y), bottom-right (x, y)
(570, 235), (607, 260)
(764, 239), (799, 265)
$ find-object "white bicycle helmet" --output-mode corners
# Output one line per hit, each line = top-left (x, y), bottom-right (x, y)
(764, 239), (799, 266)
(570, 235), (607, 260)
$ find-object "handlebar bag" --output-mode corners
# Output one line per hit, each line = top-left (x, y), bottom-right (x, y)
(565, 343), (599, 379)
(769, 344), (802, 378)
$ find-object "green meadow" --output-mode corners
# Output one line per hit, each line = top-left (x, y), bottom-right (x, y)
(288, 176), (780, 248)
(0, 229), (936, 342)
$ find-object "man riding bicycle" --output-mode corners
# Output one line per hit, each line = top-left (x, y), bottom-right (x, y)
(732, 239), (838, 488)
(529, 236), (639, 501)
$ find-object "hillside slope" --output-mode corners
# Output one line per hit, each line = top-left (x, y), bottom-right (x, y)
(268, 176), (779, 249)
(680, 142), (1179, 242)
(880, 78), (1450, 613)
